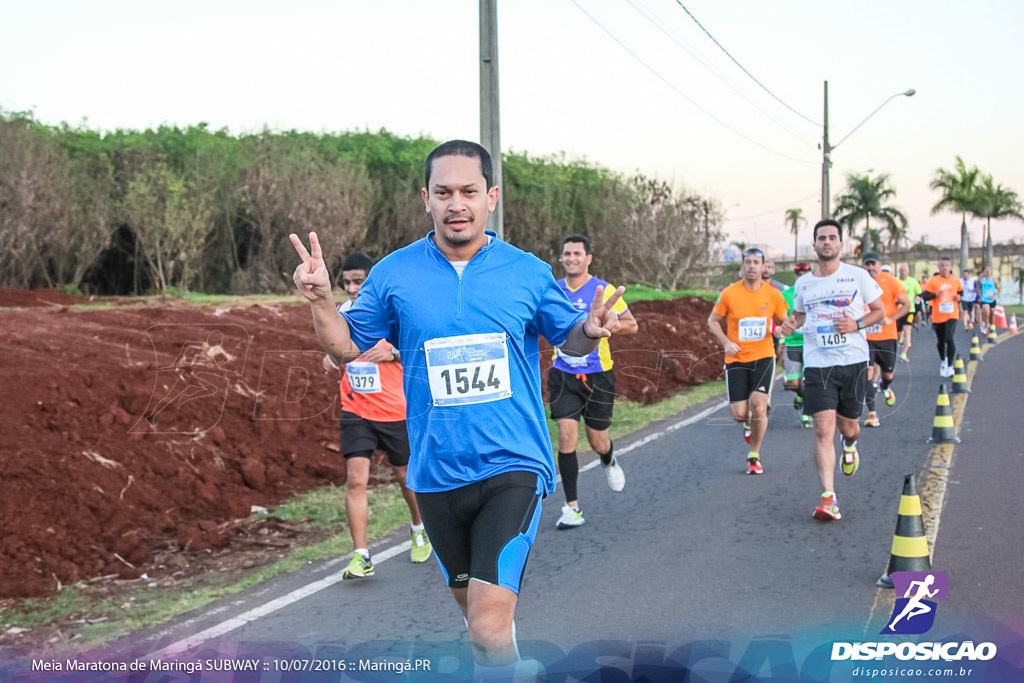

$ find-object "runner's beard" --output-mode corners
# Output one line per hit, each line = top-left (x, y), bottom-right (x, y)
(439, 222), (477, 247)
(816, 247), (840, 263)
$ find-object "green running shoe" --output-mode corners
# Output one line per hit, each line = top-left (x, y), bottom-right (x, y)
(841, 441), (860, 477)
(343, 553), (374, 579)
(410, 529), (432, 564)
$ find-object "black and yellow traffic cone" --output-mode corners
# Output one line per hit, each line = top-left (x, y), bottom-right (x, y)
(969, 335), (983, 361)
(927, 384), (960, 444)
(951, 355), (970, 394)
(877, 474), (932, 588)
(987, 327), (998, 344)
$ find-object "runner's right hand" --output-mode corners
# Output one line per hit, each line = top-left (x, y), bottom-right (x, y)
(290, 232), (333, 302)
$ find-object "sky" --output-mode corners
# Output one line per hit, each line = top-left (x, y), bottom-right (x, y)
(3, 0), (1023, 255)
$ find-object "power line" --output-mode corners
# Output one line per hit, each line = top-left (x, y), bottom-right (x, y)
(730, 192), (820, 222)
(626, 0), (815, 148)
(571, 0), (816, 165)
(673, 1), (821, 127)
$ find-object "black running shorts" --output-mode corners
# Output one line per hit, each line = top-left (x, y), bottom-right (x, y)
(415, 470), (543, 593)
(725, 357), (775, 403)
(802, 362), (869, 420)
(547, 368), (616, 431)
(868, 339), (899, 375)
(339, 411), (411, 466)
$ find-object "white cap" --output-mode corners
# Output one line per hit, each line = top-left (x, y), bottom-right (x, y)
(881, 264), (893, 272)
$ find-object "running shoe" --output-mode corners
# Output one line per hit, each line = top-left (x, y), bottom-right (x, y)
(939, 360), (948, 376)
(746, 456), (764, 475)
(410, 529), (432, 563)
(743, 422), (752, 444)
(604, 458), (626, 492)
(900, 351), (909, 363)
(556, 504), (586, 529)
(801, 413), (813, 429)
(841, 441), (860, 477)
(813, 493), (841, 521)
(794, 394), (804, 410)
(343, 553), (375, 579)
(883, 387), (896, 406)
(943, 364), (955, 378)
(864, 412), (880, 428)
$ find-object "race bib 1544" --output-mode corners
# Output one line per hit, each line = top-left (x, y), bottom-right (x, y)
(424, 332), (513, 407)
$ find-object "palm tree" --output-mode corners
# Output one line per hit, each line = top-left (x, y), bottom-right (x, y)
(784, 208), (806, 261)
(929, 156), (979, 273)
(832, 172), (908, 256)
(971, 173), (1024, 268)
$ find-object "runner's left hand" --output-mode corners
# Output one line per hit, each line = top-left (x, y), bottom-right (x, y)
(583, 285), (626, 338)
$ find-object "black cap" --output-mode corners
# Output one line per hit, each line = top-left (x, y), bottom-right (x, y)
(861, 250), (881, 264)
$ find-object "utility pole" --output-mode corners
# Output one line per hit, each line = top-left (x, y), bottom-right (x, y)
(821, 80), (831, 220)
(480, 0), (503, 239)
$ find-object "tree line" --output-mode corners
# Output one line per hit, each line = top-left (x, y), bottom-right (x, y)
(0, 111), (724, 295)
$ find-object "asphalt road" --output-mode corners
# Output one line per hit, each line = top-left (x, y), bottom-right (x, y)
(9, 325), (1023, 682)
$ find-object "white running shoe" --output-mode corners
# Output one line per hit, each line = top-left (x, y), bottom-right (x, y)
(604, 458), (626, 492)
(556, 504), (585, 529)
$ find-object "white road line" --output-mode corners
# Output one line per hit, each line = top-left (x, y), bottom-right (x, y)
(145, 399), (729, 659)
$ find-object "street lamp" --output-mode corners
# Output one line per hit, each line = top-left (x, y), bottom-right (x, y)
(820, 81), (915, 220)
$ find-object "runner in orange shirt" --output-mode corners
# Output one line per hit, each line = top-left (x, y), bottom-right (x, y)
(708, 248), (790, 475)
(921, 257), (963, 378)
(324, 253), (432, 579)
(860, 251), (910, 427)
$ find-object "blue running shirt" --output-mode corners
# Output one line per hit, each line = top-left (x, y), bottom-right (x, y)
(342, 232), (585, 494)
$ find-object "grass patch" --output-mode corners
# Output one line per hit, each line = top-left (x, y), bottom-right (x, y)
(623, 285), (718, 304)
(180, 292), (300, 306)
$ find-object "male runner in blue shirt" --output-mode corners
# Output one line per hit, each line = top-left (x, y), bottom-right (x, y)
(291, 140), (625, 679)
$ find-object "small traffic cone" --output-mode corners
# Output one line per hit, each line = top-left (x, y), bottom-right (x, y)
(951, 355), (970, 394)
(969, 335), (983, 361)
(927, 384), (960, 444)
(1011, 314), (1018, 335)
(877, 474), (932, 588)
(987, 327), (998, 344)
(993, 304), (1008, 330)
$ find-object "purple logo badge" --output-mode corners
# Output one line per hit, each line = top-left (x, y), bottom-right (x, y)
(881, 571), (949, 635)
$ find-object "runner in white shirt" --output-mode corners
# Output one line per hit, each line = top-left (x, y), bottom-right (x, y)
(778, 219), (884, 522)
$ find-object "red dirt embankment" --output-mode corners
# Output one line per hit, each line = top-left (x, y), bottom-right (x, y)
(0, 290), (721, 598)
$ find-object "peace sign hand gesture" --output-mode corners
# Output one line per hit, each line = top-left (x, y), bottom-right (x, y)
(290, 232), (333, 303)
(582, 285), (627, 338)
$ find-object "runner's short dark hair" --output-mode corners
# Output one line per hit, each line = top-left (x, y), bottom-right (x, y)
(342, 253), (374, 273)
(562, 234), (592, 254)
(425, 140), (493, 189)
(813, 218), (844, 241)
